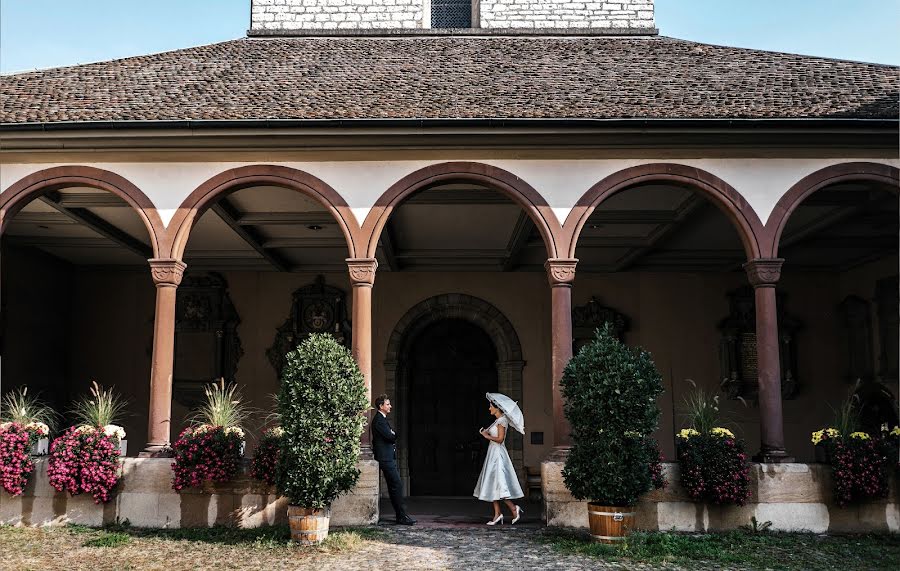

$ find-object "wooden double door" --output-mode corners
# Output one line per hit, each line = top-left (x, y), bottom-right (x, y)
(407, 319), (498, 496)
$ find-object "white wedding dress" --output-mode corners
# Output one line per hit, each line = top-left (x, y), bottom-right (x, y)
(473, 416), (523, 501)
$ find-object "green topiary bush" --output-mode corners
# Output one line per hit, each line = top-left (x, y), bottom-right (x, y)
(562, 324), (664, 507)
(276, 333), (368, 509)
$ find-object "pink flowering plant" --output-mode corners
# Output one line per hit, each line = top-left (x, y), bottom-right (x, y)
(250, 426), (283, 486)
(0, 422), (37, 496)
(171, 380), (248, 491)
(675, 382), (751, 506)
(47, 425), (122, 503)
(817, 426), (898, 507)
(0, 388), (58, 496)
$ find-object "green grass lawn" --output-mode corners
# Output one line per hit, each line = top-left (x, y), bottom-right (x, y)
(542, 527), (900, 571)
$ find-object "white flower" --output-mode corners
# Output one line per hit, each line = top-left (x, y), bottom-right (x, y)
(193, 424), (213, 435)
(103, 424), (126, 441)
(224, 426), (245, 440)
(25, 422), (49, 437)
(0, 422), (12, 432)
(76, 425), (98, 435)
(269, 427), (285, 438)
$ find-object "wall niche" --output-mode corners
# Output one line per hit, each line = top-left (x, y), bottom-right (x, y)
(267, 275), (351, 377)
(173, 273), (242, 408)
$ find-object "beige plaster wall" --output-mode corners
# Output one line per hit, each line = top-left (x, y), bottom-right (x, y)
(3, 157), (897, 229)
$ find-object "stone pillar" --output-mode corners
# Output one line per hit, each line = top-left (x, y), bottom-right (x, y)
(143, 258), (186, 456)
(545, 258), (577, 456)
(347, 258), (378, 454)
(744, 258), (793, 462)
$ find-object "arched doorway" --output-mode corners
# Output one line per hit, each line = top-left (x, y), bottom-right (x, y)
(407, 319), (498, 496)
(385, 294), (525, 496)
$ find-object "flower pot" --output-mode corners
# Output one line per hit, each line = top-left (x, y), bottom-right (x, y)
(287, 506), (329, 545)
(119, 439), (128, 457)
(31, 437), (49, 456)
(587, 503), (634, 544)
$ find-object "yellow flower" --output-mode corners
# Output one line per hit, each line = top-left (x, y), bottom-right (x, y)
(825, 428), (840, 439)
(710, 427), (735, 438)
(891, 426), (900, 437)
(811, 429), (824, 445)
(849, 431), (870, 440)
(677, 428), (700, 439)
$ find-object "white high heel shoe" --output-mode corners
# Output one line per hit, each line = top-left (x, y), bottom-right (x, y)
(487, 514), (504, 526)
(511, 505), (524, 525)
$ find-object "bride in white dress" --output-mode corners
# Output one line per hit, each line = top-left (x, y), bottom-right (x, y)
(473, 398), (524, 525)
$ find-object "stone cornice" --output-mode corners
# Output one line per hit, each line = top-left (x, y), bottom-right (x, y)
(148, 258), (186, 287)
(347, 258), (378, 286)
(545, 258), (578, 286)
(744, 258), (784, 288)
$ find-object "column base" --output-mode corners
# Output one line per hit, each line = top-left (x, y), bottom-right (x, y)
(753, 447), (794, 463)
(359, 444), (375, 461)
(545, 446), (571, 463)
(139, 443), (174, 458)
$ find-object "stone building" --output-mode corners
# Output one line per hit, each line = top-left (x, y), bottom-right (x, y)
(1, 0), (898, 530)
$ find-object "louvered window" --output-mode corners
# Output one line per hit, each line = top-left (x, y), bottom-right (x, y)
(432, 0), (472, 28)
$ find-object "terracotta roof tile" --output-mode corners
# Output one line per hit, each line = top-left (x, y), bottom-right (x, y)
(1, 36), (897, 124)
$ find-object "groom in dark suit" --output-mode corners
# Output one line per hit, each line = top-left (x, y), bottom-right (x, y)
(372, 394), (416, 525)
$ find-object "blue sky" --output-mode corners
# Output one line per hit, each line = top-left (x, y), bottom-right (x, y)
(1, 0), (897, 73)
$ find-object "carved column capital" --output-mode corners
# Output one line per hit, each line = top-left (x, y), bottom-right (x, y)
(545, 258), (578, 286)
(743, 258), (784, 288)
(346, 258), (378, 286)
(148, 258), (187, 287)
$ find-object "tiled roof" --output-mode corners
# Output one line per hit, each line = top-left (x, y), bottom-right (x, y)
(1, 36), (897, 124)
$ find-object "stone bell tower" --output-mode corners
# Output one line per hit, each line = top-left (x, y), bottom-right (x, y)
(250, 0), (656, 33)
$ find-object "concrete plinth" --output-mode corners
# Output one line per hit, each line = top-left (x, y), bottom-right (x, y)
(0, 457), (380, 529)
(541, 461), (899, 533)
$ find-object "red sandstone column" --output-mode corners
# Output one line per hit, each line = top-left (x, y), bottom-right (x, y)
(545, 258), (577, 456)
(347, 258), (377, 455)
(744, 258), (793, 462)
(142, 258), (186, 456)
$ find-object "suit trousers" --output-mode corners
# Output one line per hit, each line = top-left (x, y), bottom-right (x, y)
(378, 459), (407, 519)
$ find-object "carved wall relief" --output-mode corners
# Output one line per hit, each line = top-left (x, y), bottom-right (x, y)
(572, 297), (629, 353)
(718, 286), (800, 401)
(267, 275), (351, 377)
(173, 273), (243, 408)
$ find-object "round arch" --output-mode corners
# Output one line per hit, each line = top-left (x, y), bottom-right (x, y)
(764, 162), (900, 258)
(383, 293), (526, 495)
(562, 163), (765, 261)
(0, 166), (166, 258)
(361, 162), (563, 259)
(169, 165), (362, 260)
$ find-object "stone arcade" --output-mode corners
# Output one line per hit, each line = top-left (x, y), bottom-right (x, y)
(1, 0), (898, 532)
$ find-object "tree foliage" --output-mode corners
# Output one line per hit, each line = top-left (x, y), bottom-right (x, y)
(276, 334), (368, 509)
(562, 324), (663, 506)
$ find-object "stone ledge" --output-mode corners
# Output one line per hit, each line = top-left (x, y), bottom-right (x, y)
(0, 458), (379, 528)
(541, 461), (900, 533)
(247, 27), (660, 37)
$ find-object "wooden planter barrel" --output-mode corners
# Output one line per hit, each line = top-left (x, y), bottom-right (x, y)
(587, 503), (634, 544)
(287, 506), (330, 545)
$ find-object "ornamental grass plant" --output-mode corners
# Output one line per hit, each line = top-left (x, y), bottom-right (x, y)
(561, 324), (665, 507)
(70, 381), (128, 429)
(676, 382), (751, 506)
(171, 380), (249, 491)
(1, 387), (59, 433)
(276, 333), (368, 510)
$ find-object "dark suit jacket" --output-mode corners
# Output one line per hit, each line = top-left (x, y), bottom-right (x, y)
(371, 412), (397, 463)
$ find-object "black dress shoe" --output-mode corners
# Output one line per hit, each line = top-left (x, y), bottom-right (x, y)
(396, 516), (417, 525)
